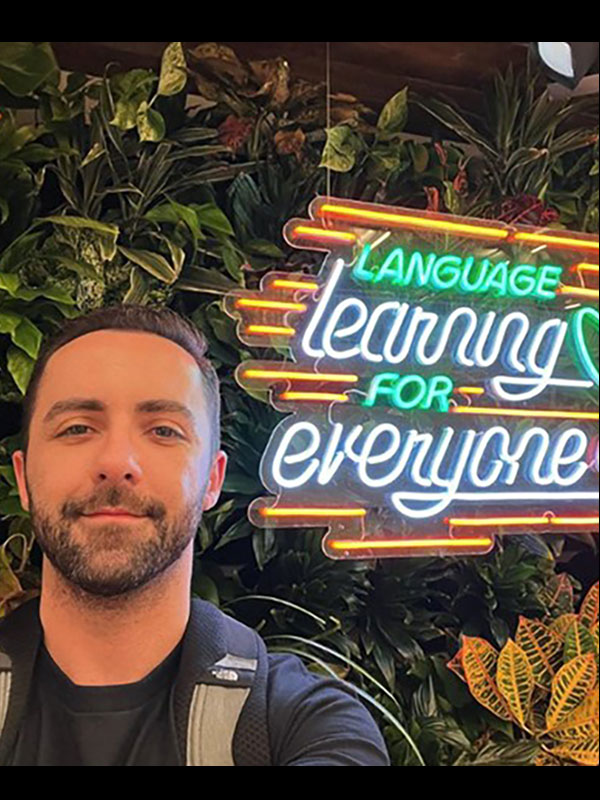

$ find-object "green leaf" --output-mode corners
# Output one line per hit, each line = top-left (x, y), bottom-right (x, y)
(411, 142), (429, 173)
(174, 265), (239, 295)
(118, 246), (178, 285)
(191, 203), (234, 237)
(13, 317), (43, 359)
(109, 68), (155, 130)
(220, 240), (244, 281)
(80, 142), (105, 168)
(6, 345), (35, 394)
(35, 215), (119, 261)
(319, 125), (361, 173)
(158, 42), (187, 97)
(0, 42), (59, 96)
(244, 239), (284, 258)
(136, 101), (166, 142)
(377, 88), (408, 135)
(123, 266), (149, 305)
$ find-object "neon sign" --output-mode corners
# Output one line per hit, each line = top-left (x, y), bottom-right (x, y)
(224, 197), (599, 559)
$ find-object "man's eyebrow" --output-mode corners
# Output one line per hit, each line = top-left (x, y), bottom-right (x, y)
(42, 398), (196, 428)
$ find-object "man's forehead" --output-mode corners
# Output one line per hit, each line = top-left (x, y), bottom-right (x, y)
(38, 330), (206, 420)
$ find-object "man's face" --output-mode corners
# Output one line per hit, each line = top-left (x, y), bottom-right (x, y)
(11, 330), (227, 598)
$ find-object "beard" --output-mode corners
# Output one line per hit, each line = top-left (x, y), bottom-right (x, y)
(26, 477), (209, 600)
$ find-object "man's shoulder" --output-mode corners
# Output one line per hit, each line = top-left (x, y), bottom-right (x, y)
(264, 652), (391, 765)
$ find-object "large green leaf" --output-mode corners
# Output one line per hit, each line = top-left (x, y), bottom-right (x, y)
(118, 246), (178, 284)
(0, 42), (58, 96)
(377, 88), (408, 136)
(158, 41), (187, 97)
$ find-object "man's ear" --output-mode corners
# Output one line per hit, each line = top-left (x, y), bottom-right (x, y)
(202, 450), (228, 511)
(11, 450), (30, 513)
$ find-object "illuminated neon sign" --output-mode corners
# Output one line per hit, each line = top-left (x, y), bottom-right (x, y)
(224, 197), (599, 559)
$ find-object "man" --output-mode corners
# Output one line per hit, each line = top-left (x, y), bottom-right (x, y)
(0, 303), (391, 766)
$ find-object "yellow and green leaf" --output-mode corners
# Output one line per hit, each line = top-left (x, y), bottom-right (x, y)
(578, 582), (599, 630)
(497, 639), (535, 729)
(549, 613), (578, 639)
(461, 635), (513, 722)
(548, 737), (599, 767)
(564, 620), (598, 665)
(516, 616), (562, 689)
(546, 688), (599, 740)
(546, 654), (597, 730)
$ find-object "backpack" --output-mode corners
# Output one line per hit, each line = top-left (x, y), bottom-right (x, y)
(0, 594), (272, 766)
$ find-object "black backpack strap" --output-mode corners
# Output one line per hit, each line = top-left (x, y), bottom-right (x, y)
(0, 595), (42, 766)
(173, 599), (272, 766)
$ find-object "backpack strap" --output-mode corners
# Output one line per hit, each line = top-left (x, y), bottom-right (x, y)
(0, 595), (43, 766)
(1, 596), (272, 766)
(179, 600), (272, 767)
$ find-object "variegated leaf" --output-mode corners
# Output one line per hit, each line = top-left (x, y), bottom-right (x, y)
(535, 751), (562, 766)
(516, 616), (562, 689)
(564, 620), (597, 664)
(446, 647), (467, 683)
(546, 654), (597, 729)
(549, 737), (599, 767)
(462, 635), (513, 722)
(547, 687), (599, 741)
(579, 582), (599, 629)
(497, 639), (534, 729)
(541, 574), (574, 617)
(549, 613), (578, 639)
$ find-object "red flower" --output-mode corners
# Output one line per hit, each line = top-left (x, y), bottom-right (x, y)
(218, 115), (254, 153)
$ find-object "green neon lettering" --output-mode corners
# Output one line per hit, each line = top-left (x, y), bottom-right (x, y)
(375, 247), (404, 284)
(352, 244), (375, 283)
(422, 375), (454, 412)
(481, 261), (509, 297)
(508, 264), (537, 297)
(432, 255), (463, 291)
(459, 257), (488, 293)
(570, 306), (599, 385)
(363, 373), (399, 407)
(403, 250), (436, 287)
(536, 265), (563, 300)
(394, 375), (427, 409)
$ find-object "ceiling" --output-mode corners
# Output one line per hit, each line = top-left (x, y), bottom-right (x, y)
(50, 42), (597, 137)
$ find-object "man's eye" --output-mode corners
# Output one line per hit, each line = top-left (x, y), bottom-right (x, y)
(58, 425), (183, 439)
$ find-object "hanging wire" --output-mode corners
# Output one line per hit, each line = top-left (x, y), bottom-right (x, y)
(326, 41), (332, 201)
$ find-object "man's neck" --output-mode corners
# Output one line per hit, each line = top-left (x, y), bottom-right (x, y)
(38, 549), (192, 686)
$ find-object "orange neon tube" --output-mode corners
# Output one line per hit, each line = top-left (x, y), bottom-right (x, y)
(243, 369), (359, 383)
(246, 325), (295, 336)
(572, 263), (599, 273)
(235, 299), (307, 312)
(558, 285), (600, 299)
(292, 225), (357, 243)
(449, 516), (599, 528)
(271, 279), (320, 291)
(450, 407), (599, 420)
(449, 516), (550, 527)
(456, 386), (485, 395)
(512, 231), (599, 252)
(280, 391), (349, 403)
(260, 508), (367, 518)
(317, 204), (510, 240)
(552, 517), (600, 526)
(328, 538), (493, 550)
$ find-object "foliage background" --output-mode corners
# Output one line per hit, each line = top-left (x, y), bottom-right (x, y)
(0, 42), (598, 766)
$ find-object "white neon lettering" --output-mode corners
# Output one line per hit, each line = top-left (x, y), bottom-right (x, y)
(267, 420), (594, 518)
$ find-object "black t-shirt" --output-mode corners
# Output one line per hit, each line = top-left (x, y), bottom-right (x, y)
(8, 639), (390, 766)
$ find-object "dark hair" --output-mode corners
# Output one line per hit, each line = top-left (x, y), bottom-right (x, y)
(20, 303), (220, 457)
